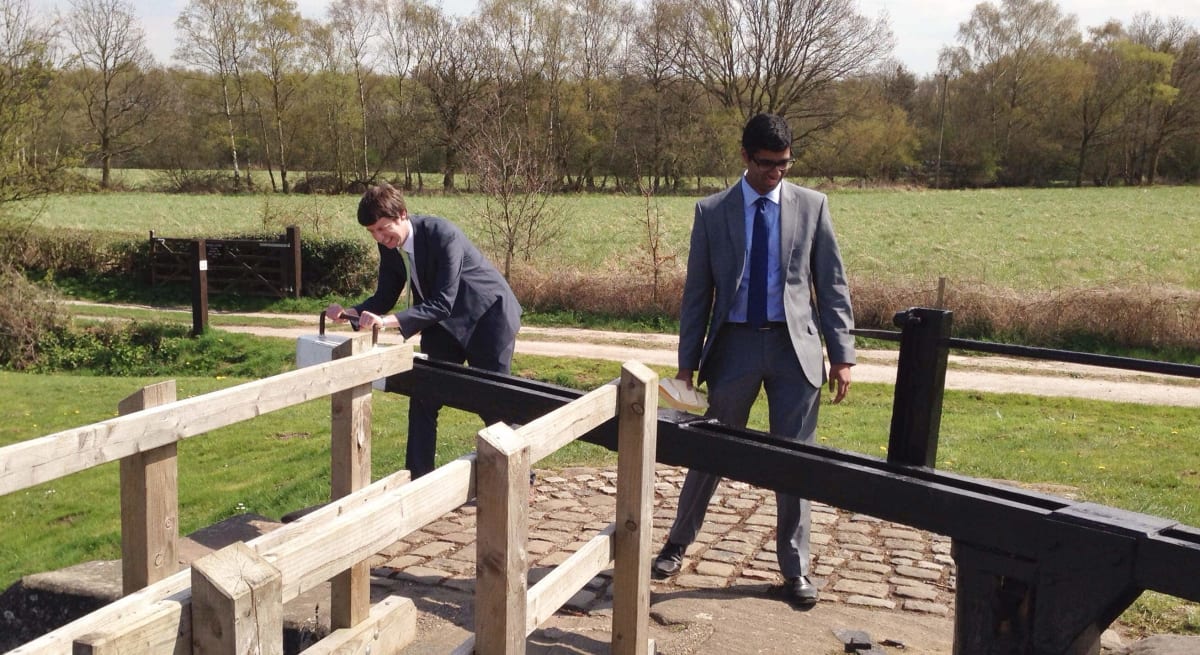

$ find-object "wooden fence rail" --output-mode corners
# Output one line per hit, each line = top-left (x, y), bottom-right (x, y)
(3, 350), (658, 655)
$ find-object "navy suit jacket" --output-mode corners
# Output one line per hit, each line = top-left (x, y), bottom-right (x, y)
(355, 214), (521, 350)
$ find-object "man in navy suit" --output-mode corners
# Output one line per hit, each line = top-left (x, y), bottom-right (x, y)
(650, 114), (856, 606)
(325, 183), (521, 478)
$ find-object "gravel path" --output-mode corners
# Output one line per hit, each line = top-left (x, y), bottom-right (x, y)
(216, 318), (1200, 407)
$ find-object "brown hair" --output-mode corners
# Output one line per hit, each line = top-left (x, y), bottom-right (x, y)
(357, 183), (407, 226)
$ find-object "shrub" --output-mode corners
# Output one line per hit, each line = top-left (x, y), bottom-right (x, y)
(0, 264), (67, 370)
(300, 236), (376, 297)
(33, 321), (186, 375)
(0, 227), (128, 277)
(154, 169), (242, 194)
(30, 321), (295, 377)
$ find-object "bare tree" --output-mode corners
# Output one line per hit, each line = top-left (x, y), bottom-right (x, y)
(467, 93), (560, 278)
(623, 0), (696, 191)
(677, 0), (892, 133)
(248, 0), (308, 192)
(175, 0), (255, 189)
(377, 0), (425, 188)
(62, 0), (162, 188)
(414, 12), (491, 190)
(566, 0), (631, 189)
(305, 19), (353, 185)
(328, 0), (378, 183)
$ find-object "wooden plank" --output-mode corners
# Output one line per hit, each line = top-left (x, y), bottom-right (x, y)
(521, 382), (618, 463)
(330, 334), (374, 630)
(191, 542), (283, 655)
(611, 361), (657, 655)
(118, 381), (180, 595)
(475, 423), (530, 655)
(72, 593), (191, 655)
(265, 456), (476, 601)
(46, 468), (417, 655)
(526, 525), (615, 634)
(302, 596), (416, 655)
(0, 345), (413, 496)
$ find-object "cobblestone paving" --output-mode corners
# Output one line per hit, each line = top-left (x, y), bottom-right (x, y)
(370, 464), (956, 619)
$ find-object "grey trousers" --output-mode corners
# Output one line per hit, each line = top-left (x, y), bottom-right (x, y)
(667, 325), (821, 579)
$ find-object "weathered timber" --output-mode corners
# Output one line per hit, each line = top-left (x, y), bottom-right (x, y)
(0, 345), (412, 496)
(611, 362), (657, 655)
(475, 424), (531, 655)
(117, 381), (180, 594)
(330, 333), (375, 630)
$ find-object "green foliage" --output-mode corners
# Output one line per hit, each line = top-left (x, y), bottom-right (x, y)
(299, 235), (376, 297)
(0, 225), (129, 277)
(28, 323), (295, 378)
(0, 265), (65, 370)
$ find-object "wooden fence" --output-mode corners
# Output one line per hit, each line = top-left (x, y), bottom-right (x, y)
(1, 332), (658, 655)
(149, 226), (302, 298)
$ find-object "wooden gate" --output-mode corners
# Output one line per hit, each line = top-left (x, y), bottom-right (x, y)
(149, 226), (301, 298)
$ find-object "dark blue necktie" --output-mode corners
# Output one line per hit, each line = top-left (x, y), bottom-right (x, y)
(748, 197), (769, 328)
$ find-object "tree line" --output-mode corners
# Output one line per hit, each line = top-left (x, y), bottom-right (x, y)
(3, 0), (1198, 200)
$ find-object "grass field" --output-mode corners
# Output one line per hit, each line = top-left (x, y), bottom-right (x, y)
(15, 185), (1200, 292)
(3, 183), (1199, 636)
(2, 345), (1198, 595)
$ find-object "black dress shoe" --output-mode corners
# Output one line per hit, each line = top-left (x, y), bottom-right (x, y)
(785, 575), (819, 606)
(651, 542), (686, 580)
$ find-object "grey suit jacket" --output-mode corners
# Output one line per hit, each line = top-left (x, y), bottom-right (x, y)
(678, 180), (855, 388)
(356, 214), (521, 349)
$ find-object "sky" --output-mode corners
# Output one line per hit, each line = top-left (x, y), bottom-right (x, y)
(48, 0), (1200, 78)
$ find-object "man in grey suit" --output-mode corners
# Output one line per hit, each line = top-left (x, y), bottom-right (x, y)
(651, 114), (855, 606)
(325, 183), (521, 478)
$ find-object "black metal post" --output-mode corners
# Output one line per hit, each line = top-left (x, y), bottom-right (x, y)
(887, 307), (952, 467)
(191, 239), (209, 337)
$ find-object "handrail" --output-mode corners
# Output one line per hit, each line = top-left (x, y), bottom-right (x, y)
(851, 327), (1199, 379)
(0, 345), (412, 497)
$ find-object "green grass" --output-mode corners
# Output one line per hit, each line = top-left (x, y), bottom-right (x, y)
(15, 186), (1200, 292)
(3, 353), (1198, 588)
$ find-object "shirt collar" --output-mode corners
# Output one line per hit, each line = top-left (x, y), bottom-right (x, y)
(741, 175), (782, 209)
(400, 223), (415, 257)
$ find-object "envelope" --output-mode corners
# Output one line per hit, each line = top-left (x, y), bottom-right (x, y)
(658, 378), (709, 412)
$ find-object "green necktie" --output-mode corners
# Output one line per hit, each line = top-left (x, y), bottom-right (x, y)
(401, 249), (416, 310)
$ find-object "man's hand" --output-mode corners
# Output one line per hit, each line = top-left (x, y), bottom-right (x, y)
(675, 369), (695, 390)
(325, 304), (358, 322)
(828, 363), (852, 404)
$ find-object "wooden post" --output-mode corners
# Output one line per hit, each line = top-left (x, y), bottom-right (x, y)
(286, 226), (301, 299)
(887, 307), (952, 467)
(476, 423), (530, 655)
(191, 239), (208, 337)
(118, 381), (179, 595)
(148, 230), (157, 287)
(611, 362), (657, 655)
(191, 542), (283, 655)
(330, 332), (375, 630)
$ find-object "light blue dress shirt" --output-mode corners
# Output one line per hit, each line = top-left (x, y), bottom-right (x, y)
(729, 176), (785, 324)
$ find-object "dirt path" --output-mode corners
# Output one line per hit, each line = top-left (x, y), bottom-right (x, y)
(64, 302), (1199, 406)
(216, 317), (1200, 407)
